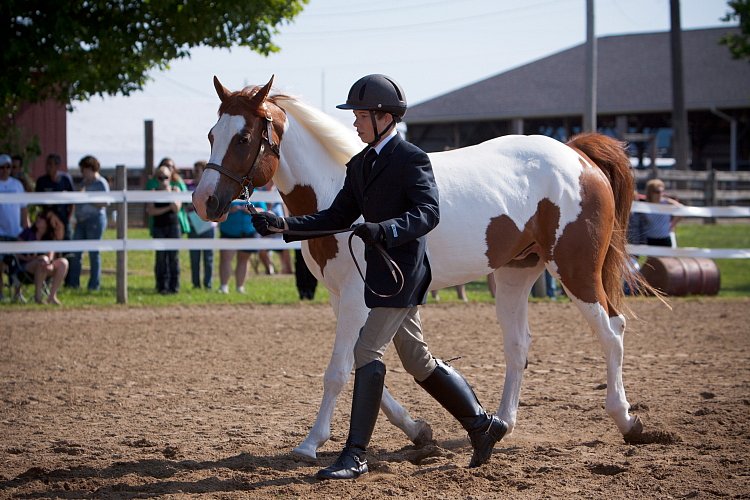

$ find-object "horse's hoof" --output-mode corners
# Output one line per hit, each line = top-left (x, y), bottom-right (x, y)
(292, 445), (318, 461)
(623, 415), (680, 445)
(623, 415), (644, 440)
(411, 419), (435, 448)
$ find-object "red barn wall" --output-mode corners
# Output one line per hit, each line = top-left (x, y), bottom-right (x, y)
(15, 100), (67, 179)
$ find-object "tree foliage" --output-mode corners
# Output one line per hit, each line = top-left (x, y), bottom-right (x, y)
(720, 0), (750, 61)
(1, 0), (307, 110)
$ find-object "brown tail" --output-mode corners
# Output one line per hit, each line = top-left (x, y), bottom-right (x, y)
(566, 133), (659, 313)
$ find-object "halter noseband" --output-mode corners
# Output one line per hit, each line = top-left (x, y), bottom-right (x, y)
(205, 109), (280, 196)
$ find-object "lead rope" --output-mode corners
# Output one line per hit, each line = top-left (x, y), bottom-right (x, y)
(244, 196), (404, 298)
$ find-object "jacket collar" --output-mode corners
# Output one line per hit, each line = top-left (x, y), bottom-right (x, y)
(364, 133), (403, 188)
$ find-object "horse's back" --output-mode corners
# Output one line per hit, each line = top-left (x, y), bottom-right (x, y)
(426, 135), (593, 288)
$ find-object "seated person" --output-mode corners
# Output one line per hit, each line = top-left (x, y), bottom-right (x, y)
(14, 210), (69, 305)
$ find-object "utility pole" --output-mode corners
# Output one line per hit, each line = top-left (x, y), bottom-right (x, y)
(583, 0), (597, 132)
(670, 0), (690, 170)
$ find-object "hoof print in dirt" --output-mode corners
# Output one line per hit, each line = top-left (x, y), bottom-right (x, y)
(404, 443), (443, 465)
(587, 463), (628, 475)
(624, 427), (681, 445)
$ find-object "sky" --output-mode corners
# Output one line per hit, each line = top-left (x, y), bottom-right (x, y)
(66, 0), (735, 169)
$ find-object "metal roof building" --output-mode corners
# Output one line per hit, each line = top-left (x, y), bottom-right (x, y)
(405, 27), (749, 170)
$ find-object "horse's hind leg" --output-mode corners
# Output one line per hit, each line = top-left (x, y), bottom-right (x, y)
(556, 270), (640, 437)
(493, 264), (544, 435)
(380, 386), (434, 447)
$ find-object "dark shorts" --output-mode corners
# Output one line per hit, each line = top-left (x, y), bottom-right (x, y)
(219, 232), (260, 253)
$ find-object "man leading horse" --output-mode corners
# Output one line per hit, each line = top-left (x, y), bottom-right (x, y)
(251, 74), (507, 480)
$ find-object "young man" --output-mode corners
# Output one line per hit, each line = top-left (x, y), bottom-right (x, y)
(252, 74), (507, 480)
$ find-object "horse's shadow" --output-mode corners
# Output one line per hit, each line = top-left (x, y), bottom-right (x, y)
(2, 438), (496, 497)
(1, 451), (319, 498)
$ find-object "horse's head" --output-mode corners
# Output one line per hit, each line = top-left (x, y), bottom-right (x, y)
(192, 75), (286, 221)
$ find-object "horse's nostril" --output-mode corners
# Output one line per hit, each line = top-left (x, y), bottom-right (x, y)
(206, 195), (219, 213)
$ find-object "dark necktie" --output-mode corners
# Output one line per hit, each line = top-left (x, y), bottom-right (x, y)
(363, 149), (377, 180)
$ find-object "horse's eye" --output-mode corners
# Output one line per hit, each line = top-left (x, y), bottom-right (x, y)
(238, 135), (250, 144)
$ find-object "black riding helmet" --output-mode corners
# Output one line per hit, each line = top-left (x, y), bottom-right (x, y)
(337, 74), (407, 145)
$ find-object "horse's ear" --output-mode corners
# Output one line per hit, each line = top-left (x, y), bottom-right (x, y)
(249, 75), (275, 109)
(213, 76), (231, 103)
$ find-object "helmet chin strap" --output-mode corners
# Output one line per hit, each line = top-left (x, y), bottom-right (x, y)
(367, 111), (396, 146)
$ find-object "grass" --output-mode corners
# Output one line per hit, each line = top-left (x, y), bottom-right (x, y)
(2, 221), (748, 308)
(674, 220), (750, 297)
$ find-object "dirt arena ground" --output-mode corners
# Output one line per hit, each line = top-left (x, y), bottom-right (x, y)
(1, 298), (748, 499)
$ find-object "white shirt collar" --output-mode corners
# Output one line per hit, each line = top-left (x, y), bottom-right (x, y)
(372, 127), (398, 155)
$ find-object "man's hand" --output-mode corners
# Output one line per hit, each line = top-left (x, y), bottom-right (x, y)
(251, 212), (285, 236)
(353, 222), (383, 245)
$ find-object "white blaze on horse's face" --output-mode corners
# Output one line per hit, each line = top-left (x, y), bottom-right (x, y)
(192, 113), (246, 221)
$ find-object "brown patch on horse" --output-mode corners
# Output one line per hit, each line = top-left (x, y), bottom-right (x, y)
(485, 199), (561, 269)
(280, 185), (339, 275)
(553, 167), (614, 308)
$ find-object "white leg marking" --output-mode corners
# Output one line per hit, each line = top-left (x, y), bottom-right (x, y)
(565, 290), (636, 435)
(493, 266), (543, 436)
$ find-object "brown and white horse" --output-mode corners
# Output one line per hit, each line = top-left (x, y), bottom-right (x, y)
(192, 76), (649, 459)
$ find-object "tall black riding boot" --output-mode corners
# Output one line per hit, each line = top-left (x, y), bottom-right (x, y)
(316, 360), (386, 480)
(417, 359), (507, 468)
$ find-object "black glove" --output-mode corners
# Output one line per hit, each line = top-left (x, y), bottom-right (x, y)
(353, 222), (383, 245)
(251, 212), (285, 236)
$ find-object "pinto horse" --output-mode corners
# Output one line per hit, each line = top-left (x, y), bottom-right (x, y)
(192, 75), (649, 459)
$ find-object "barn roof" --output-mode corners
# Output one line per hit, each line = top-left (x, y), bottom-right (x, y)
(405, 27), (750, 125)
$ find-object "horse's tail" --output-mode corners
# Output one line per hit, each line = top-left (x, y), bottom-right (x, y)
(566, 133), (660, 312)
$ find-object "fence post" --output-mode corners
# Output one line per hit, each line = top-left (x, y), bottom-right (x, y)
(704, 159), (716, 225)
(116, 165), (128, 304)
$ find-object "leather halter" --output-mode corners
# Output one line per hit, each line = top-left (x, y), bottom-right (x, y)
(205, 108), (280, 194)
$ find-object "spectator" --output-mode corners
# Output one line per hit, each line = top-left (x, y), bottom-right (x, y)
(10, 154), (34, 192)
(146, 166), (182, 294)
(34, 153), (74, 241)
(217, 199), (266, 294)
(294, 249), (318, 300)
(35, 153), (75, 287)
(145, 157), (190, 237)
(15, 209), (69, 305)
(643, 179), (683, 247)
(67, 155), (110, 291)
(187, 160), (215, 289)
(0, 154), (30, 300)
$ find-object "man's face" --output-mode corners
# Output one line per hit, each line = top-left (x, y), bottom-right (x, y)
(45, 158), (58, 177)
(0, 162), (10, 181)
(352, 110), (392, 145)
(11, 159), (22, 178)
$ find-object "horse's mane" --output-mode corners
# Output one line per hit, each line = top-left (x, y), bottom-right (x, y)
(270, 95), (362, 167)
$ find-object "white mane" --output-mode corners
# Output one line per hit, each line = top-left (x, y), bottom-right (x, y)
(273, 95), (361, 167)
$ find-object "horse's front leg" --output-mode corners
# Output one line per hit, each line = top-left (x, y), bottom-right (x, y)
(292, 289), (365, 459)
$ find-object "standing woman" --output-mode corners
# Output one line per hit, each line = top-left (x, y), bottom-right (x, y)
(68, 155), (110, 291)
(643, 178), (683, 247)
(146, 166), (182, 294)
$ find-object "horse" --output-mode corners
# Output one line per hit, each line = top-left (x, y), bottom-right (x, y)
(192, 75), (651, 460)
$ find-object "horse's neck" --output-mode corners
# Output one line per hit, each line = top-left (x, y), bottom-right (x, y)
(274, 114), (348, 214)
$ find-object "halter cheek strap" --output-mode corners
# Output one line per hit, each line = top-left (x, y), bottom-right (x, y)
(205, 111), (280, 195)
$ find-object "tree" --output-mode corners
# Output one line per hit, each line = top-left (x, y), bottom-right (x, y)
(1, 0), (307, 152)
(720, 0), (750, 61)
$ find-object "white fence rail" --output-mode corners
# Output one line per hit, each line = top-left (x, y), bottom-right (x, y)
(1, 189), (748, 302)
